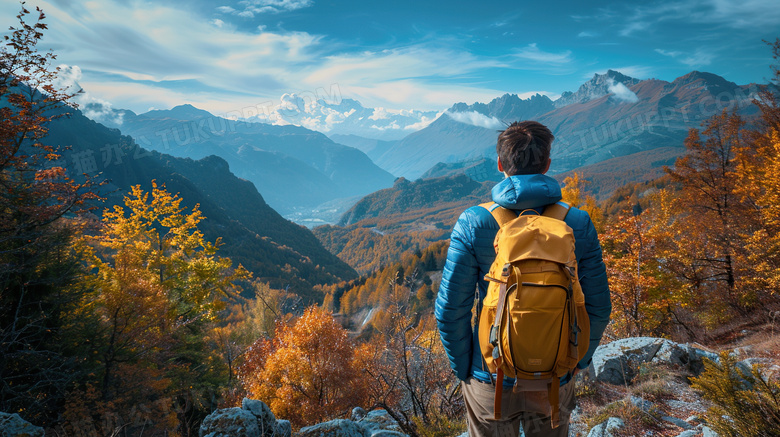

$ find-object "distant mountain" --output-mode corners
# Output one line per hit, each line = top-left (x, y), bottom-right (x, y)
(450, 92), (555, 121)
(242, 95), (440, 141)
(554, 70), (641, 108)
(328, 134), (399, 165)
(371, 114), (498, 179)
(538, 70), (761, 171)
(105, 105), (395, 215)
(46, 105), (358, 299)
(374, 70), (763, 179)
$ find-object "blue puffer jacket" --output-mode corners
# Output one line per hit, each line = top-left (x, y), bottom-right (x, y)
(434, 173), (611, 385)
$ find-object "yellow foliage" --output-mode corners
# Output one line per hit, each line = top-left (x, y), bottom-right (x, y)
(239, 306), (369, 428)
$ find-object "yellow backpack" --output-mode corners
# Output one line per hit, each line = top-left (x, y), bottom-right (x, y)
(478, 201), (590, 428)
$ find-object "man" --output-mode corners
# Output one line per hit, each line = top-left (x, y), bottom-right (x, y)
(435, 121), (611, 437)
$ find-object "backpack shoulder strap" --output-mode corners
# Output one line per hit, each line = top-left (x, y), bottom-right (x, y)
(542, 201), (571, 221)
(479, 202), (518, 228)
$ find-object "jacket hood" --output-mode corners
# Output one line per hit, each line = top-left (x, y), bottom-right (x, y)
(491, 174), (562, 210)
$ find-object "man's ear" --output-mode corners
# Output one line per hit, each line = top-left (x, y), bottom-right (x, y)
(542, 158), (551, 174)
(497, 158), (504, 173)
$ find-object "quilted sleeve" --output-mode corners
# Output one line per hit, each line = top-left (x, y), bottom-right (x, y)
(435, 210), (479, 381)
(575, 212), (612, 369)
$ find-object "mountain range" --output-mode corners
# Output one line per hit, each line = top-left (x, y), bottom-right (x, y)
(102, 105), (396, 215)
(336, 70), (763, 186)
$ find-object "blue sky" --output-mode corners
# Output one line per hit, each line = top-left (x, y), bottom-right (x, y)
(2, 0), (779, 117)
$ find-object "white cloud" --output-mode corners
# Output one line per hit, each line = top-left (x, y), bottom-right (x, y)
(369, 107), (390, 120)
(513, 43), (572, 64)
(607, 79), (639, 103)
(620, 0), (780, 36)
(218, 0), (314, 16)
(53, 64), (124, 124)
(577, 31), (596, 38)
(446, 111), (504, 129)
(655, 48), (714, 67)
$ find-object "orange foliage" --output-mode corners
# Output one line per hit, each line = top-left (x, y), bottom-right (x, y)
(239, 307), (370, 428)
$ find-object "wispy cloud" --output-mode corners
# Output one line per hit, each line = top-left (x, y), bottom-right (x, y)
(446, 111), (503, 129)
(513, 43), (572, 64)
(656, 48), (714, 67)
(217, 0), (314, 17)
(577, 31), (597, 38)
(620, 0), (780, 36)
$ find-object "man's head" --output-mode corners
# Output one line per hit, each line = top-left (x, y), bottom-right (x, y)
(496, 121), (554, 176)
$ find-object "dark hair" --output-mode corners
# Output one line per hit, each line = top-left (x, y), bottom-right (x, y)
(496, 121), (554, 175)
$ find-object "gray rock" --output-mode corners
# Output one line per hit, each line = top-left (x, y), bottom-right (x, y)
(358, 409), (402, 434)
(275, 419), (292, 437)
(731, 346), (753, 358)
(368, 432), (407, 437)
(241, 398), (276, 437)
(675, 431), (699, 437)
(0, 412), (44, 437)
(351, 407), (367, 421)
(298, 419), (369, 437)
(687, 346), (720, 375)
(199, 407), (260, 437)
(701, 425), (719, 437)
(586, 417), (624, 437)
(662, 415), (692, 430)
(653, 341), (690, 367)
(630, 395), (653, 412)
(685, 415), (703, 424)
(591, 337), (671, 384)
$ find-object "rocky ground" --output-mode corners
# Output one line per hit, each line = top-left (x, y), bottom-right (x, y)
(2, 332), (778, 437)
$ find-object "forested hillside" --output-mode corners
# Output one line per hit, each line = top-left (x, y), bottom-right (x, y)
(314, 174), (490, 274)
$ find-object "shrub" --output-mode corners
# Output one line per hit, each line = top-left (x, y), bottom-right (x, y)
(691, 352), (780, 436)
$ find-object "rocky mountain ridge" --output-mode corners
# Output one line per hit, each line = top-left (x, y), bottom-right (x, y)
(377, 70), (763, 184)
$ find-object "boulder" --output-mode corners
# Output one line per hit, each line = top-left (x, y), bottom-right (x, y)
(586, 417), (624, 437)
(199, 407), (260, 437)
(652, 340), (690, 367)
(358, 409), (402, 435)
(701, 425), (719, 436)
(298, 419), (369, 437)
(0, 412), (44, 437)
(275, 419), (292, 437)
(351, 407), (367, 421)
(241, 398), (275, 436)
(591, 337), (672, 384)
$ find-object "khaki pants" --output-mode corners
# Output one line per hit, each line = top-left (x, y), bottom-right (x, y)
(461, 377), (576, 437)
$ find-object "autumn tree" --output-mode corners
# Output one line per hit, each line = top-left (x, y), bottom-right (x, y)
(561, 172), (604, 232)
(664, 110), (754, 312)
(71, 182), (248, 433)
(601, 190), (691, 338)
(730, 38), (780, 301)
(239, 306), (369, 428)
(0, 4), (99, 423)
